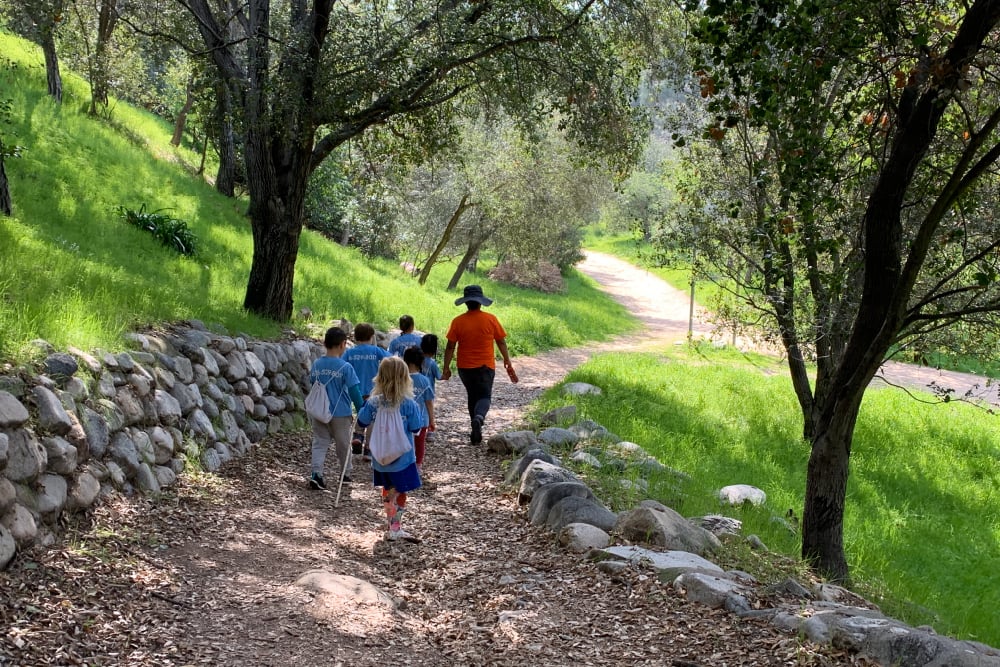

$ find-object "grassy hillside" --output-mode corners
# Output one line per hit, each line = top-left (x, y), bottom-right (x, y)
(0, 32), (639, 362)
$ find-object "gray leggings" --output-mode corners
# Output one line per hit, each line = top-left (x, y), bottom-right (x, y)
(311, 415), (353, 476)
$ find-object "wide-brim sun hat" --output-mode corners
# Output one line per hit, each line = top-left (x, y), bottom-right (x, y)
(454, 284), (493, 306)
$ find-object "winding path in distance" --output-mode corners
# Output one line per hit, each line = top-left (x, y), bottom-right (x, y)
(574, 250), (999, 406)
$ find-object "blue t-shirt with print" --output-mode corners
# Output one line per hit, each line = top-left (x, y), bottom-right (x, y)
(388, 332), (423, 357)
(410, 372), (435, 428)
(343, 343), (390, 397)
(357, 396), (422, 472)
(308, 356), (359, 418)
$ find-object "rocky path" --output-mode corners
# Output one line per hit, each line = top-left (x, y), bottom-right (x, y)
(5, 251), (975, 667)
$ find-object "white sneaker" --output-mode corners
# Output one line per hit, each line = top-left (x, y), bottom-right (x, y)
(387, 529), (421, 543)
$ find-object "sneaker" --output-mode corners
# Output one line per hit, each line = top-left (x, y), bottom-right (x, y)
(470, 415), (483, 444)
(351, 432), (365, 455)
(341, 475), (352, 484)
(309, 473), (327, 491)
(361, 447), (372, 462)
(387, 529), (421, 543)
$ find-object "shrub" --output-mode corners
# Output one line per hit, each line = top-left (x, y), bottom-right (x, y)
(116, 204), (197, 256)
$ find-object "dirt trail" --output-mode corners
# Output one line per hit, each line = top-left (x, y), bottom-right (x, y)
(5, 250), (971, 667)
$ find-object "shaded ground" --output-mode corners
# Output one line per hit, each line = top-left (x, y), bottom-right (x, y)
(3, 251), (973, 666)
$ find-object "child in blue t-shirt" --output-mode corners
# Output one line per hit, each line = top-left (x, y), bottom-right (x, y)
(356, 357), (423, 542)
(388, 314), (423, 356)
(307, 327), (364, 490)
(420, 333), (442, 391)
(344, 322), (390, 458)
(403, 346), (435, 473)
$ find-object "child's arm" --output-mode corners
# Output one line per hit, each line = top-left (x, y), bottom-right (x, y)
(426, 399), (435, 432)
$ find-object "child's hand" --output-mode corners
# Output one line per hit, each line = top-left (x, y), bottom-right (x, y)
(442, 368), (452, 381)
(428, 421), (436, 432)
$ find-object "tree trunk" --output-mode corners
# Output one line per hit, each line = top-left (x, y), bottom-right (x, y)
(243, 199), (305, 321)
(448, 238), (483, 290)
(171, 78), (195, 147)
(0, 153), (11, 216)
(418, 193), (471, 285)
(40, 28), (62, 103)
(801, 389), (864, 581)
(215, 83), (237, 197)
(91, 0), (118, 111)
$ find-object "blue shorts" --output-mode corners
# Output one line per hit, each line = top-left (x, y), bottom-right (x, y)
(372, 463), (422, 493)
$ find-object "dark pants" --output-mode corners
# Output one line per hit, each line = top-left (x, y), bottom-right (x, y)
(458, 366), (495, 424)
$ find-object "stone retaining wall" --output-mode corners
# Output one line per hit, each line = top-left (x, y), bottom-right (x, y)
(0, 322), (324, 567)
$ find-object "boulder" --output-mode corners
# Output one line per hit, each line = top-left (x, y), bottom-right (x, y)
(42, 436), (78, 475)
(538, 406), (577, 426)
(0, 524), (15, 568)
(718, 484), (767, 506)
(562, 382), (602, 396)
(557, 523), (611, 553)
(593, 545), (724, 581)
(4, 429), (47, 482)
(488, 430), (540, 456)
(517, 459), (578, 504)
(537, 427), (579, 449)
(32, 386), (73, 435)
(527, 481), (596, 525)
(545, 495), (618, 533)
(614, 504), (721, 556)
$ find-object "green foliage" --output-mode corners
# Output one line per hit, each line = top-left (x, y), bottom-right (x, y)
(532, 346), (1000, 646)
(0, 30), (638, 361)
(116, 204), (197, 256)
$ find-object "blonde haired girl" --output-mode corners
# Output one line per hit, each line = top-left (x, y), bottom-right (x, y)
(357, 357), (423, 542)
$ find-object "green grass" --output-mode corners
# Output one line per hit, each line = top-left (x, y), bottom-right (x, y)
(530, 344), (1000, 646)
(0, 31), (638, 363)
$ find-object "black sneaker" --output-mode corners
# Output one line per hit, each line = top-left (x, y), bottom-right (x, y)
(351, 432), (365, 455)
(341, 475), (353, 484)
(470, 415), (483, 444)
(309, 473), (327, 491)
(361, 447), (372, 462)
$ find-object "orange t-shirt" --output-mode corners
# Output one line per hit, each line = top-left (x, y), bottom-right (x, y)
(446, 310), (507, 369)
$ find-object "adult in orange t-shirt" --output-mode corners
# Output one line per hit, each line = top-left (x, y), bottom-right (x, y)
(443, 285), (517, 444)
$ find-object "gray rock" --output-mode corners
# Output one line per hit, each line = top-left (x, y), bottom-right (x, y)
(63, 377), (89, 401)
(67, 471), (101, 510)
(134, 463), (161, 493)
(154, 367), (176, 391)
(154, 389), (182, 426)
(614, 504), (721, 556)
(545, 495), (618, 533)
(488, 430), (540, 456)
(127, 373), (152, 398)
(221, 411), (241, 444)
(4, 430), (47, 482)
(674, 571), (752, 613)
(109, 431), (141, 475)
(116, 387), (146, 426)
(0, 477), (15, 514)
(594, 545), (725, 580)
(539, 405), (576, 426)
(154, 465), (177, 488)
(567, 419), (614, 441)
(562, 382), (602, 396)
(691, 514), (743, 537)
(0, 376), (27, 398)
(95, 399), (125, 433)
(79, 406), (110, 459)
(746, 534), (768, 551)
(32, 386), (73, 435)
(188, 409), (215, 439)
(718, 484), (767, 506)
(224, 350), (248, 382)
(115, 352), (135, 372)
(96, 371), (117, 398)
(570, 451), (602, 468)
(557, 523), (611, 553)
(538, 427), (579, 448)
(295, 569), (398, 610)
(105, 461), (127, 488)
(43, 353), (78, 380)
(67, 347), (102, 374)
(610, 440), (646, 458)
(201, 447), (221, 472)
(0, 524), (15, 569)
(244, 351), (266, 379)
(517, 459), (579, 504)
(0, 432), (6, 468)
(131, 429), (155, 466)
(173, 356), (195, 384)
(528, 481), (596, 525)
(36, 474), (67, 516)
(42, 436), (78, 475)
(169, 382), (198, 414)
(2, 504), (38, 544)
